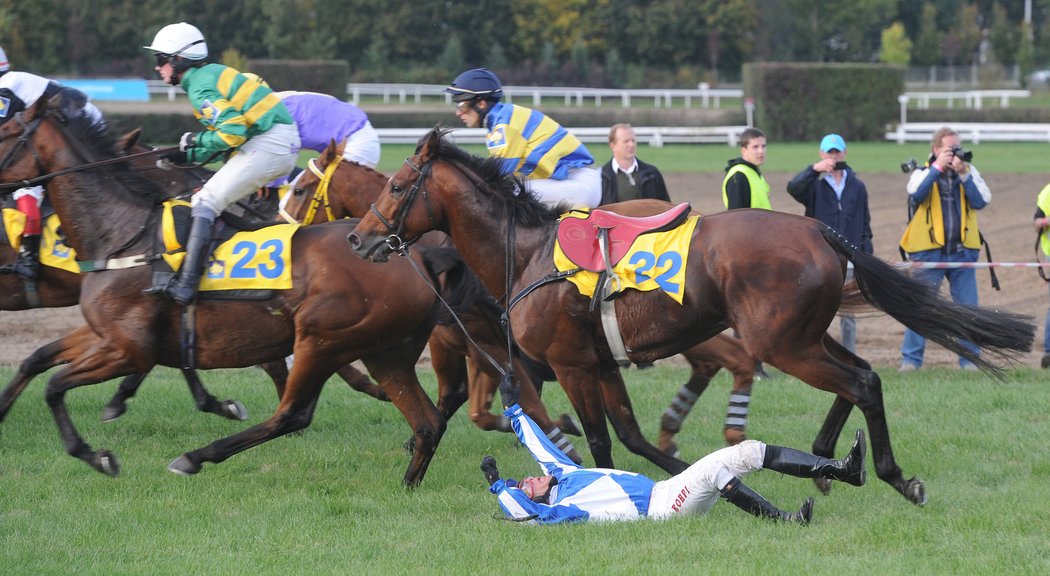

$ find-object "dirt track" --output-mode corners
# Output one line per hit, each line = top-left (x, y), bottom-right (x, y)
(2, 169), (1047, 369)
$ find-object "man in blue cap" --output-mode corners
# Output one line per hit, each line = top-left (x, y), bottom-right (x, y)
(445, 68), (600, 210)
(786, 134), (873, 354)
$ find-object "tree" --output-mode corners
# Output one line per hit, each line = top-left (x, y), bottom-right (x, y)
(989, 3), (1020, 68)
(912, 3), (943, 67)
(879, 21), (913, 65)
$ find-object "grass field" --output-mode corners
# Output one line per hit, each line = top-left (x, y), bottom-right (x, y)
(1, 364), (1048, 575)
(372, 140), (1050, 175)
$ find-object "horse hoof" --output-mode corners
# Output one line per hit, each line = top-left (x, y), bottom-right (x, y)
(813, 477), (832, 495)
(557, 414), (582, 436)
(94, 450), (121, 477)
(902, 476), (927, 506)
(101, 403), (128, 423)
(221, 399), (249, 421)
(167, 454), (201, 476)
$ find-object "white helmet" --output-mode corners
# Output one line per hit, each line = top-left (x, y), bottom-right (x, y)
(0, 45), (9, 72)
(144, 22), (208, 60)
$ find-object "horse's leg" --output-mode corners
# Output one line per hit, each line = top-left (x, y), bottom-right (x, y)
(429, 332), (469, 421)
(256, 359), (288, 398)
(551, 363), (614, 469)
(43, 341), (147, 476)
(468, 354), (583, 464)
(335, 364), (388, 402)
(771, 336), (926, 506)
(658, 358), (714, 457)
(168, 355), (334, 477)
(808, 333), (870, 495)
(0, 327), (96, 422)
(596, 364), (689, 474)
(101, 368), (249, 423)
(361, 356), (446, 487)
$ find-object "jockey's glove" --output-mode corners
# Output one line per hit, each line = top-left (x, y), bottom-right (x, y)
(179, 131), (197, 152)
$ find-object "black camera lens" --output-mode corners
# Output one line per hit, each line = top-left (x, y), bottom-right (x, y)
(900, 158), (918, 173)
(951, 146), (973, 163)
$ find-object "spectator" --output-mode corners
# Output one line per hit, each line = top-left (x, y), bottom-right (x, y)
(445, 68), (600, 209)
(599, 123), (670, 205)
(722, 127), (770, 210)
(480, 376), (866, 525)
(898, 127), (990, 371)
(786, 134), (873, 354)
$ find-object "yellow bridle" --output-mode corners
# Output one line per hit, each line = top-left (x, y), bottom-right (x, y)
(281, 156), (339, 224)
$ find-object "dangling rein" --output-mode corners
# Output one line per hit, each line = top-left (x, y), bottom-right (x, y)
(0, 146), (182, 192)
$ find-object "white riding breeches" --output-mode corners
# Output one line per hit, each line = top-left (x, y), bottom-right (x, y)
(526, 165), (601, 210)
(646, 440), (767, 519)
(341, 121), (381, 169)
(192, 122), (301, 217)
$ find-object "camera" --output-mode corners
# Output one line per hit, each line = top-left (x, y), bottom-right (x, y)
(951, 145), (973, 163)
(834, 161), (848, 171)
(900, 158), (918, 173)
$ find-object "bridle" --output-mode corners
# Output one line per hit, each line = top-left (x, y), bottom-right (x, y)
(368, 156), (437, 256)
(281, 156), (339, 224)
(0, 113), (47, 189)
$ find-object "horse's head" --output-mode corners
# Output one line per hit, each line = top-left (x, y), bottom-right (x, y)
(280, 140), (342, 224)
(348, 129), (447, 262)
(0, 97), (54, 190)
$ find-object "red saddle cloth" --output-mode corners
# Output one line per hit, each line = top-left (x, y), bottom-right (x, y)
(556, 202), (691, 272)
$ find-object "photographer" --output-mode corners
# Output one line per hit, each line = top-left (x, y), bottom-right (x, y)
(786, 134), (872, 354)
(898, 127), (991, 372)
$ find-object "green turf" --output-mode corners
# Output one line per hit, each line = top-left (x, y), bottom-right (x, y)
(1, 364), (1047, 574)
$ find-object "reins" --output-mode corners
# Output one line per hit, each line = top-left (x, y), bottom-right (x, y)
(376, 155), (515, 382)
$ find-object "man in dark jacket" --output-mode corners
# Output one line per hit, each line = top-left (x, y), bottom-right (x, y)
(786, 133), (873, 353)
(599, 123), (670, 205)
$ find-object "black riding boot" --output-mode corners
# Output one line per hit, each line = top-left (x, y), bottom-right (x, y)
(720, 476), (813, 524)
(144, 216), (213, 305)
(13, 234), (41, 279)
(763, 429), (866, 487)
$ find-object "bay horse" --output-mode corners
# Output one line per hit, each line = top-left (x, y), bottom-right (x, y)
(0, 132), (250, 422)
(279, 144), (583, 459)
(284, 142), (755, 451)
(348, 128), (1035, 505)
(0, 98), (454, 485)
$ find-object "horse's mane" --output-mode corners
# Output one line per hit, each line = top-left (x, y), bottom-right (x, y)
(422, 129), (560, 227)
(56, 110), (169, 205)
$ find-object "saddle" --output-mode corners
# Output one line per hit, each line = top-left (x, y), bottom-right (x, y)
(557, 202), (691, 272)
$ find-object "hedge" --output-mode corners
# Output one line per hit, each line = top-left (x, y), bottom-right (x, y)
(744, 62), (904, 142)
(245, 59), (349, 98)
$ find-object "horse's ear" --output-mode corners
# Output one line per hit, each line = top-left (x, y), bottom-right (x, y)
(24, 94), (52, 121)
(324, 138), (339, 163)
(419, 127), (443, 163)
(116, 129), (143, 153)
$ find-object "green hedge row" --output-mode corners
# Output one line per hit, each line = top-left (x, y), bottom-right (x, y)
(744, 62), (904, 142)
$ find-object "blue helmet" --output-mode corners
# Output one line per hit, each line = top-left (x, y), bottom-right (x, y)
(445, 68), (504, 102)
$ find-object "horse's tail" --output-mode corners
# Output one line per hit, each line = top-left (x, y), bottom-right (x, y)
(819, 226), (1034, 381)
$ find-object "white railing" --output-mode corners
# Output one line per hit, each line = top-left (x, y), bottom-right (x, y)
(147, 79), (184, 101)
(347, 83), (743, 108)
(901, 90), (1031, 110)
(886, 122), (1050, 144)
(376, 126), (748, 147)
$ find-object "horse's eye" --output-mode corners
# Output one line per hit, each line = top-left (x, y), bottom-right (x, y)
(293, 187), (305, 196)
(390, 183), (405, 196)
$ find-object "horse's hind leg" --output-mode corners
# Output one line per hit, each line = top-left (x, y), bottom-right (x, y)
(336, 364), (388, 401)
(0, 327), (97, 423)
(772, 338), (926, 506)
